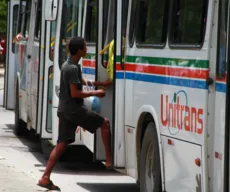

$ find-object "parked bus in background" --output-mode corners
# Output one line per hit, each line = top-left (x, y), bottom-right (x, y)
(4, 0), (85, 159)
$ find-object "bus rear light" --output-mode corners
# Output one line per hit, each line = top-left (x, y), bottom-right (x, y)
(195, 158), (201, 167)
(215, 152), (222, 160)
(19, 94), (22, 98)
(49, 100), (52, 104)
(167, 139), (174, 145)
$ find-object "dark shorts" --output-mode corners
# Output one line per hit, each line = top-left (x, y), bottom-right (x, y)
(57, 106), (104, 144)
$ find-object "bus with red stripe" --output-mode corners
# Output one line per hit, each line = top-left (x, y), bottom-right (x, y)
(6, 0), (230, 191)
(49, 0), (230, 191)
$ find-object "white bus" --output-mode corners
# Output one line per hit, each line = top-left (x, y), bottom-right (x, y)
(48, 0), (230, 191)
(5, 0), (230, 191)
(4, 0), (86, 158)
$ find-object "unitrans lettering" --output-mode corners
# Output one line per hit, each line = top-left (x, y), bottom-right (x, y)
(160, 94), (203, 134)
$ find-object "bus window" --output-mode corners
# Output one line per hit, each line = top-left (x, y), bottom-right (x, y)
(101, 0), (114, 68)
(59, 0), (85, 68)
(136, 0), (168, 47)
(12, 5), (19, 53)
(21, 0), (31, 39)
(85, 0), (97, 43)
(34, 0), (41, 41)
(216, 0), (228, 78)
(102, 0), (109, 43)
(169, 0), (208, 48)
(101, 0), (109, 67)
(50, 21), (57, 61)
(120, 0), (129, 68)
(129, 0), (137, 47)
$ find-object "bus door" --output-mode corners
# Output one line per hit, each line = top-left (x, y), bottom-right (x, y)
(93, 0), (129, 166)
(27, 0), (43, 132)
(38, 0), (55, 139)
(4, 0), (20, 109)
(51, 0), (84, 145)
(81, 0), (99, 153)
(36, 0), (57, 139)
(213, 0), (229, 191)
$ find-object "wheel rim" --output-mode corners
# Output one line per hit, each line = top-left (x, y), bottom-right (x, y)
(145, 142), (156, 191)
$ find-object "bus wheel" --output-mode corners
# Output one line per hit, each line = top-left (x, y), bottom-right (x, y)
(14, 86), (26, 136)
(140, 122), (162, 192)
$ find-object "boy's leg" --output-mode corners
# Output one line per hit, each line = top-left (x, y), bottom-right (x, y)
(38, 142), (67, 185)
(64, 108), (113, 168)
(100, 118), (112, 167)
(38, 112), (77, 189)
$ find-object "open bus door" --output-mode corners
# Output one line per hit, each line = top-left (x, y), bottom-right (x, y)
(93, 0), (127, 167)
(81, 0), (128, 167)
(4, 0), (20, 109)
(80, 0), (109, 160)
(215, 0), (230, 191)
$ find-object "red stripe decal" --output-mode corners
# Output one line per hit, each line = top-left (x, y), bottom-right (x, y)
(82, 61), (208, 79)
(83, 60), (96, 67)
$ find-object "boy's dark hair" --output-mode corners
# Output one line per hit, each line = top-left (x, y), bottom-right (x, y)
(68, 37), (85, 55)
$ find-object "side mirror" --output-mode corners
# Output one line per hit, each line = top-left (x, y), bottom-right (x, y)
(45, 0), (58, 21)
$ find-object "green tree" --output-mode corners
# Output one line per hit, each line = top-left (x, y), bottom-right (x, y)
(0, 0), (8, 34)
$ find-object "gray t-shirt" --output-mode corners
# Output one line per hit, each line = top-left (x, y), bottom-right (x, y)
(57, 57), (83, 113)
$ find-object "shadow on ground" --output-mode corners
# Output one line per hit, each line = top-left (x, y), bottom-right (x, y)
(77, 182), (140, 192)
(4, 124), (128, 177)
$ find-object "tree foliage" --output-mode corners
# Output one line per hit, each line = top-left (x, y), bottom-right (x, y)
(0, 0), (8, 34)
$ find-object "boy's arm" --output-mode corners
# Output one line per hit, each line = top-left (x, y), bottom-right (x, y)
(82, 77), (112, 87)
(70, 84), (105, 99)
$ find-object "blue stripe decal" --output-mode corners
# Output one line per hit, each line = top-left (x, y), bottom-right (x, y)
(83, 68), (208, 90)
(121, 72), (207, 90)
(116, 71), (125, 79)
(82, 68), (95, 75)
(216, 82), (226, 93)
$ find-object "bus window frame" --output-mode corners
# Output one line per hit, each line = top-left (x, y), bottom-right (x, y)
(21, 0), (31, 37)
(168, 0), (209, 50)
(12, 5), (19, 53)
(100, 0), (109, 69)
(49, 21), (57, 61)
(34, 0), (42, 41)
(120, 0), (130, 69)
(128, 0), (137, 48)
(216, 0), (228, 79)
(135, 0), (169, 49)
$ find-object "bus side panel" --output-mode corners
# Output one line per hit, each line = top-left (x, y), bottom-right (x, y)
(162, 137), (203, 192)
(36, 0), (46, 135)
(212, 90), (226, 192)
(31, 43), (39, 130)
(18, 42), (28, 122)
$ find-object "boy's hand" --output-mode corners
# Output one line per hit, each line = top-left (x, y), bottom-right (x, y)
(93, 89), (106, 98)
(102, 79), (112, 87)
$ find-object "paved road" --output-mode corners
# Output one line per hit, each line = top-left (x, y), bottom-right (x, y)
(0, 108), (140, 192)
(0, 89), (139, 192)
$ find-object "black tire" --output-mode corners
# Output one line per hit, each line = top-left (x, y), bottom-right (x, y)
(140, 122), (162, 192)
(14, 84), (27, 136)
